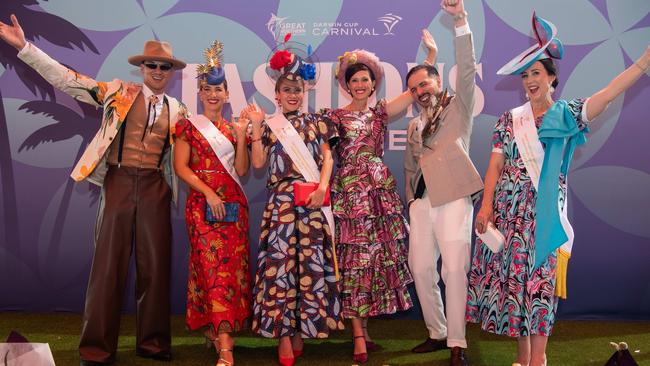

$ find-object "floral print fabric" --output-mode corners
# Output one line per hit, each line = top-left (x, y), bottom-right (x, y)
(327, 100), (413, 318)
(176, 118), (251, 334)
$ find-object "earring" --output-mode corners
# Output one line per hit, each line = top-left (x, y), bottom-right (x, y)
(549, 86), (555, 94)
(347, 89), (351, 94)
(525, 93), (530, 101)
(371, 87), (375, 91)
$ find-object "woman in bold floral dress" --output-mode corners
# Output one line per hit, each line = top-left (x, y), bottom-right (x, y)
(248, 46), (344, 366)
(174, 42), (250, 366)
(467, 14), (650, 366)
(327, 45), (433, 363)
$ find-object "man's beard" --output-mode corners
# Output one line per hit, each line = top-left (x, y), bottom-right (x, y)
(419, 93), (438, 114)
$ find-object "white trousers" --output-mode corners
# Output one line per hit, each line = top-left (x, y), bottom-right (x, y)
(408, 194), (473, 348)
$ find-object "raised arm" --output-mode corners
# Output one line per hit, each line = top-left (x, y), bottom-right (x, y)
(585, 45), (650, 122)
(0, 14), (105, 108)
(384, 24), (441, 119)
(385, 91), (415, 119)
(422, 29), (438, 66)
(232, 114), (250, 176)
(442, 0), (476, 116)
(247, 104), (268, 169)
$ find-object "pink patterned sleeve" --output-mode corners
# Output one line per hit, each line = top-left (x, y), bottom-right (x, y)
(373, 98), (389, 124)
(491, 111), (509, 154)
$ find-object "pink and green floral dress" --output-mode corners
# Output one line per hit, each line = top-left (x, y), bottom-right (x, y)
(327, 100), (413, 318)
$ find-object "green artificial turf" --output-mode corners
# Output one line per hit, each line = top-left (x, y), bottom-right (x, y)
(0, 313), (648, 365)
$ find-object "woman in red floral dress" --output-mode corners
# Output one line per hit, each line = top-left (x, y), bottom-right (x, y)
(174, 41), (250, 366)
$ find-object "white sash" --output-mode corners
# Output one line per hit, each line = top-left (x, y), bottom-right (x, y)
(511, 102), (574, 255)
(188, 114), (246, 200)
(266, 114), (336, 240)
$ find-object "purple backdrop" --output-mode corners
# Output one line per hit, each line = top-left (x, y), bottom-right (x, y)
(0, 0), (648, 320)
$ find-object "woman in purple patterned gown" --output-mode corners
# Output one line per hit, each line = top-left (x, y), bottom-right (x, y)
(328, 41), (435, 363)
(467, 14), (650, 366)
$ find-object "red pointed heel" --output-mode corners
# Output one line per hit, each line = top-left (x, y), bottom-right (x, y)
(352, 335), (368, 364)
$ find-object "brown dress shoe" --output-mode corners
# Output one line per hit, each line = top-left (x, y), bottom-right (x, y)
(450, 346), (469, 366)
(411, 338), (449, 353)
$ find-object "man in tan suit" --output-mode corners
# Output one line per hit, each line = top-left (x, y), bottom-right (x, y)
(0, 14), (188, 366)
(404, 0), (482, 365)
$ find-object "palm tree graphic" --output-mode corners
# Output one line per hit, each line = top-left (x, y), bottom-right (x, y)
(0, 2), (97, 264)
(18, 99), (102, 268)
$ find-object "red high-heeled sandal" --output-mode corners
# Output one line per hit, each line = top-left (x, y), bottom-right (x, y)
(352, 335), (368, 364)
(278, 347), (295, 366)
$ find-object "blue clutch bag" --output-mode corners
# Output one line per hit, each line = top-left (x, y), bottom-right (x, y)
(205, 202), (239, 223)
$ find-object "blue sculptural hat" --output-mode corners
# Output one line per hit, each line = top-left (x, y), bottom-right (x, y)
(197, 40), (226, 86)
(497, 12), (564, 75)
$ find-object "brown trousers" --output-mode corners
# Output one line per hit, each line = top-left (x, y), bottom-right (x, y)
(79, 165), (172, 363)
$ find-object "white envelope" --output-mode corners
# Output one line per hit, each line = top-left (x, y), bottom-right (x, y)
(0, 343), (55, 366)
(475, 223), (505, 253)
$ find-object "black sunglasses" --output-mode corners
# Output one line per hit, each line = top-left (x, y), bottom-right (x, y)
(143, 62), (173, 71)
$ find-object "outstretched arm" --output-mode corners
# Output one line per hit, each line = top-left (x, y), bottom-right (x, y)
(385, 91), (414, 119)
(442, 0), (476, 116)
(0, 14), (106, 108)
(585, 46), (650, 122)
(384, 24), (440, 119)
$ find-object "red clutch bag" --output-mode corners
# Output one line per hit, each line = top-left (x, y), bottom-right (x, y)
(293, 182), (330, 207)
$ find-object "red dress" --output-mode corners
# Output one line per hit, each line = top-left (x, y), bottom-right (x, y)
(176, 118), (250, 333)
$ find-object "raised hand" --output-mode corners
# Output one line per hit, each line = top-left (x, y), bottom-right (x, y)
(233, 110), (249, 138)
(422, 29), (438, 54)
(422, 29), (438, 65)
(0, 14), (27, 50)
(440, 0), (466, 18)
(245, 103), (266, 126)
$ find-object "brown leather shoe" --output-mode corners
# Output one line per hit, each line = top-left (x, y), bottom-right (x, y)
(411, 338), (449, 353)
(450, 346), (469, 366)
